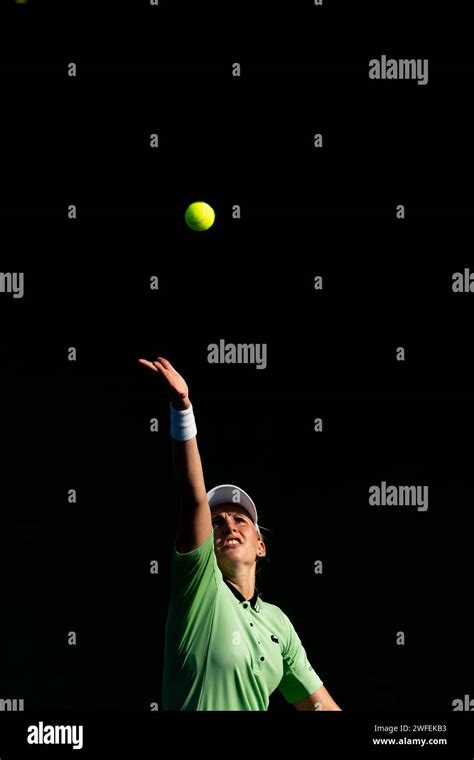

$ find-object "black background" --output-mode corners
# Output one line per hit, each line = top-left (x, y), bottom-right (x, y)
(1, 0), (473, 724)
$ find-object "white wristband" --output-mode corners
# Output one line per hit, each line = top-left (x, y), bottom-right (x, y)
(170, 402), (197, 441)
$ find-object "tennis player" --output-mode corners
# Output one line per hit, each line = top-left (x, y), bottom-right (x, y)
(139, 355), (342, 712)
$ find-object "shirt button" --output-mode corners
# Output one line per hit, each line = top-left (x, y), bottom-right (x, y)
(257, 641), (261, 644)
(249, 622), (254, 627)
(260, 656), (265, 661)
(243, 603), (248, 609)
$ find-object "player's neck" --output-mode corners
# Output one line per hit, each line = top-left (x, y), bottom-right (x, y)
(224, 573), (255, 601)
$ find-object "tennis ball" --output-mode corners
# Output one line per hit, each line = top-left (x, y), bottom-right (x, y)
(185, 201), (215, 232)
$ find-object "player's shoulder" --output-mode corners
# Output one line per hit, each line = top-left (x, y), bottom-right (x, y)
(258, 597), (290, 624)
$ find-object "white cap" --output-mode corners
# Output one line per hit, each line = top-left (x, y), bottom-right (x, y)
(207, 484), (258, 526)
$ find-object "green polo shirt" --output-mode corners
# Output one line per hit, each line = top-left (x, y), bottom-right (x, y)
(162, 530), (323, 710)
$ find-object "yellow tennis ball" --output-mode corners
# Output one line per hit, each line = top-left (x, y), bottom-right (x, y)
(185, 201), (215, 232)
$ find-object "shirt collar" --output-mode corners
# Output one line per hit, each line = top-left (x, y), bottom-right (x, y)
(223, 577), (259, 610)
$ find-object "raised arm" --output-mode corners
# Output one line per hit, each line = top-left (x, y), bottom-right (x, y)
(138, 356), (212, 553)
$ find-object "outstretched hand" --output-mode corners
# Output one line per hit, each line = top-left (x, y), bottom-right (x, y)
(138, 356), (190, 408)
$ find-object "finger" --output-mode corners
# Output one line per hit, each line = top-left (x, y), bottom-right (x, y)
(155, 356), (174, 371)
(138, 359), (159, 372)
(153, 360), (170, 375)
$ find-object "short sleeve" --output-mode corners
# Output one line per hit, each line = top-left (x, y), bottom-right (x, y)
(170, 529), (220, 602)
(278, 611), (324, 704)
